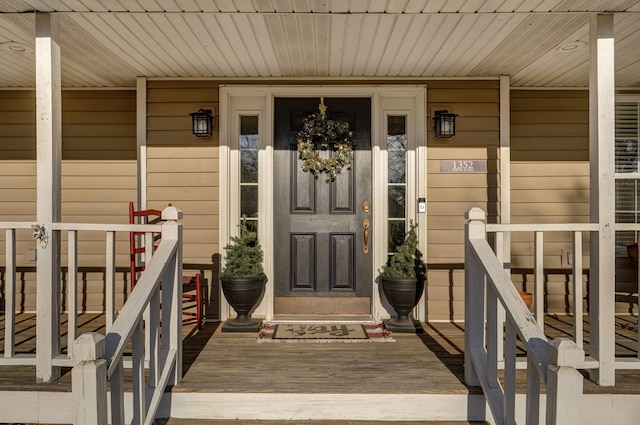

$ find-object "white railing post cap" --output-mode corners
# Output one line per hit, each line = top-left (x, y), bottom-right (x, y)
(465, 207), (486, 221)
(71, 332), (106, 361)
(162, 204), (183, 221)
(548, 337), (584, 368)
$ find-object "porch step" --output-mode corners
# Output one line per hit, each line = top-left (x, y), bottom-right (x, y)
(159, 420), (489, 425)
(157, 393), (491, 423)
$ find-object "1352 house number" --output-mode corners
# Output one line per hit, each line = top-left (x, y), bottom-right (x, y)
(452, 160), (474, 172)
(439, 160), (486, 173)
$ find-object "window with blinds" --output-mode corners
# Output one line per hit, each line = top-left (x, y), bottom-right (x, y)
(615, 102), (640, 246)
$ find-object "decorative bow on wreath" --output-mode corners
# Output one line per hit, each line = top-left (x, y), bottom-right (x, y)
(296, 98), (354, 180)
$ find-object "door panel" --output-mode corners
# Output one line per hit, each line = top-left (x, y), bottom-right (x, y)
(274, 97), (372, 313)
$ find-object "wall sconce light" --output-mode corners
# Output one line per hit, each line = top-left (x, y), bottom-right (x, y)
(190, 108), (214, 137)
(433, 110), (458, 138)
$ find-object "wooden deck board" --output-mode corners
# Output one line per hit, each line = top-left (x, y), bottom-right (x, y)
(1, 313), (639, 395)
(178, 323), (472, 394)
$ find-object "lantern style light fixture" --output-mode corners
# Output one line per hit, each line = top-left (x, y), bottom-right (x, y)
(190, 109), (214, 137)
(433, 110), (458, 138)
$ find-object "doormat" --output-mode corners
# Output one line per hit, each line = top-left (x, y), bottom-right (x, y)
(257, 323), (394, 343)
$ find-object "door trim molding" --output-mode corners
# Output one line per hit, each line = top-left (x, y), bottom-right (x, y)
(219, 85), (427, 322)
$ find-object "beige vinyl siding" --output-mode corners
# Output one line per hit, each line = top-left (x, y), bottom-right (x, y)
(146, 80), (220, 317)
(510, 90), (591, 314)
(0, 89), (136, 312)
(0, 90), (38, 313)
(425, 80), (500, 321)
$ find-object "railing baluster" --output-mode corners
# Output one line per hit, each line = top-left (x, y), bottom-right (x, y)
(132, 320), (146, 425)
(4, 229), (16, 358)
(105, 231), (116, 331)
(494, 231), (505, 365)
(67, 230), (78, 353)
(148, 287), (160, 388)
(486, 284), (499, 389)
(504, 319), (517, 425)
(525, 354), (540, 425)
(572, 231), (584, 349)
(110, 360), (125, 425)
(534, 231), (544, 327)
(144, 230), (154, 370)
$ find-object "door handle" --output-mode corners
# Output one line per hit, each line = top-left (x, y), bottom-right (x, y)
(362, 218), (370, 254)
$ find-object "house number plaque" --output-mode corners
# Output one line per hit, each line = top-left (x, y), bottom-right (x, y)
(439, 160), (486, 173)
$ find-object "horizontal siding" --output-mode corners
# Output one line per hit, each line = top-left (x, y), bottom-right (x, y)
(426, 80), (500, 321)
(146, 80), (220, 320)
(63, 90), (136, 161)
(510, 90), (591, 314)
(0, 89), (136, 312)
(146, 81), (220, 319)
(510, 89), (590, 274)
(0, 90), (35, 159)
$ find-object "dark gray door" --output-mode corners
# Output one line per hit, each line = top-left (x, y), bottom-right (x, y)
(274, 97), (372, 315)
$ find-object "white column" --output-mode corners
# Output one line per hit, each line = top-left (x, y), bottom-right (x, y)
(588, 13), (616, 386)
(35, 12), (62, 383)
(136, 77), (147, 209)
(499, 75), (511, 268)
(496, 74), (511, 365)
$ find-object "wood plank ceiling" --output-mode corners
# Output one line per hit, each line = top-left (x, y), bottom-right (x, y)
(0, 0), (639, 88)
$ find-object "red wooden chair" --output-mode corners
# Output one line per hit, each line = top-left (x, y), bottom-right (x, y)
(129, 202), (205, 329)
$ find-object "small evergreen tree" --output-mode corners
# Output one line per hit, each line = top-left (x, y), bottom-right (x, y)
(221, 221), (264, 277)
(380, 221), (426, 278)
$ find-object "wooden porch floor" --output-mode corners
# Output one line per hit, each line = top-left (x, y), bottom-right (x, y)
(1, 313), (639, 395)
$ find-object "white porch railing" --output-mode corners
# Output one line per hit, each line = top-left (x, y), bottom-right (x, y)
(482, 213), (640, 372)
(0, 205), (183, 425)
(465, 208), (585, 425)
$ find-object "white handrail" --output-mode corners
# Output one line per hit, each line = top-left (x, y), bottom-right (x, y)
(469, 238), (550, 377)
(73, 205), (183, 425)
(485, 221), (593, 353)
(0, 221), (163, 367)
(465, 208), (584, 425)
(1, 206), (184, 425)
(104, 239), (177, 378)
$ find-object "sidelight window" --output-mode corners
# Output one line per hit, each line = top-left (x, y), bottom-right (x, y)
(240, 115), (259, 232)
(387, 115), (407, 254)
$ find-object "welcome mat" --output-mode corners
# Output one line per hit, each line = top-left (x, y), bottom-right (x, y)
(257, 323), (394, 343)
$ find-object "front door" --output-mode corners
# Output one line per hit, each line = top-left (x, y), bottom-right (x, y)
(274, 97), (372, 316)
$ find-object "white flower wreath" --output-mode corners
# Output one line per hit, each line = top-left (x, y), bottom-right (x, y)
(296, 101), (354, 179)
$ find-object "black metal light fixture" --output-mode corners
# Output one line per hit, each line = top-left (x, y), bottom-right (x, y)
(190, 109), (214, 137)
(433, 110), (458, 138)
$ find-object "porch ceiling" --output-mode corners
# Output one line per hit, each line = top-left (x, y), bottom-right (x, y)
(1, 0), (640, 88)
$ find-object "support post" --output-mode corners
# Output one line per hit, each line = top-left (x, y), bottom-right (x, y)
(546, 338), (584, 425)
(35, 12), (62, 383)
(588, 13), (616, 386)
(499, 74), (511, 269)
(161, 205), (183, 385)
(71, 333), (107, 425)
(136, 77), (147, 210)
(464, 207), (487, 387)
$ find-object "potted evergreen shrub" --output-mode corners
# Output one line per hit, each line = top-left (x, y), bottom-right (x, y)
(379, 221), (426, 333)
(220, 220), (267, 332)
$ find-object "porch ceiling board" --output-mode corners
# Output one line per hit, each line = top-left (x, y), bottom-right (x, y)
(614, 13), (640, 87)
(0, 0), (640, 87)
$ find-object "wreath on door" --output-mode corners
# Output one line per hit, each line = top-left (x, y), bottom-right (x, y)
(297, 99), (354, 179)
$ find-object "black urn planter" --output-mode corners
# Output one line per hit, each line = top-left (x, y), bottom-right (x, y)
(221, 274), (267, 332)
(381, 276), (425, 333)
